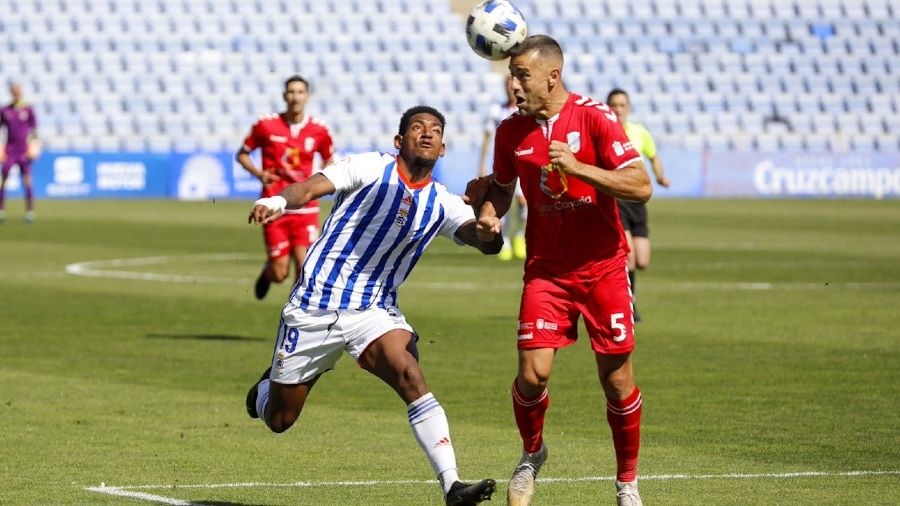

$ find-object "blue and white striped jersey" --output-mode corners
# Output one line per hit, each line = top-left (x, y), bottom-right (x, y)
(290, 152), (476, 310)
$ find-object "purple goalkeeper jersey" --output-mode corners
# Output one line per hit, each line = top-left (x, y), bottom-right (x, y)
(1, 103), (36, 155)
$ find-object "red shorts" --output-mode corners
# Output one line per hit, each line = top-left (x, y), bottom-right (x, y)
(517, 254), (635, 354)
(263, 212), (319, 259)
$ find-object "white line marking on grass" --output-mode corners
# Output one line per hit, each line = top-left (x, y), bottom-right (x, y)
(88, 469), (900, 496)
(408, 281), (521, 290)
(65, 253), (255, 284)
(541, 470), (900, 483)
(63, 254), (899, 292)
(651, 281), (900, 291)
(85, 485), (198, 505)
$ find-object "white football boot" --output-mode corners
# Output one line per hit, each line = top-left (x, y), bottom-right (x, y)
(507, 444), (548, 506)
(616, 480), (643, 506)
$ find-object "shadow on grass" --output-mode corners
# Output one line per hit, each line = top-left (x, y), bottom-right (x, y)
(146, 333), (266, 342)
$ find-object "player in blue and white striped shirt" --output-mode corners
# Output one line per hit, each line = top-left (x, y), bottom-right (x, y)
(245, 106), (500, 505)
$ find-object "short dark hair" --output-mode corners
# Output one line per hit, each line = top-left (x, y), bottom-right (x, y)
(284, 75), (309, 92)
(398, 105), (446, 135)
(606, 88), (629, 103)
(507, 34), (564, 64)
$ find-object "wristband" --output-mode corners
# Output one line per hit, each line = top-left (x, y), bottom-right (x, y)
(255, 195), (287, 213)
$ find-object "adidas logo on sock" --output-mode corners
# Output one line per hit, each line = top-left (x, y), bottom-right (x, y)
(433, 437), (451, 448)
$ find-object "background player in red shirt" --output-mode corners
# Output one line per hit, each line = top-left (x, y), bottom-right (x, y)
(467, 36), (652, 506)
(236, 75), (334, 299)
(0, 82), (39, 223)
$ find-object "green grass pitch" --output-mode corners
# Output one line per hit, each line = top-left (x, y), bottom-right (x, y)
(1, 198), (898, 505)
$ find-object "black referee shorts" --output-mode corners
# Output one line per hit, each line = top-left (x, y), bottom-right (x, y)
(617, 200), (649, 238)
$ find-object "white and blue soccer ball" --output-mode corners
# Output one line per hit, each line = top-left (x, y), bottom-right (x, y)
(465, 0), (528, 61)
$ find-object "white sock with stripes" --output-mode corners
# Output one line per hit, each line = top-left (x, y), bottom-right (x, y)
(255, 379), (270, 423)
(408, 392), (459, 494)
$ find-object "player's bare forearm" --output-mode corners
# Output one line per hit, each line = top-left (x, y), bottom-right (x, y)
(454, 220), (504, 255)
(235, 151), (262, 179)
(249, 174), (336, 225)
(569, 161), (652, 202)
(549, 140), (651, 201)
(280, 173), (336, 209)
(651, 157), (670, 187)
(481, 180), (515, 219)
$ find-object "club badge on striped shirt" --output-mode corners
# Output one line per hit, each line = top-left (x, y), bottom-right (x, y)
(396, 193), (413, 227)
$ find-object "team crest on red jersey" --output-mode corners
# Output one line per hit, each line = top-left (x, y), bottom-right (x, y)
(281, 147), (302, 169)
(567, 131), (581, 153)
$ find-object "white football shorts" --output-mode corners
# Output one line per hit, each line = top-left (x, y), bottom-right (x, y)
(269, 303), (414, 384)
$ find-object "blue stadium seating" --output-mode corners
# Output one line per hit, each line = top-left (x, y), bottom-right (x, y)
(0, 0), (896, 154)
(514, 0), (897, 152)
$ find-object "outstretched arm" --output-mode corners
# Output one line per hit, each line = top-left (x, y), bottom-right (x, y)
(454, 218), (504, 255)
(248, 173), (336, 225)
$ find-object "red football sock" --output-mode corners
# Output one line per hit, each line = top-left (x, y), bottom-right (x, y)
(606, 387), (642, 483)
(512, 379), (549, 454)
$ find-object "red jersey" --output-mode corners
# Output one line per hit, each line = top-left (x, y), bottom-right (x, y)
(242, 113), (334, 213)
(493, 93), (642, 272)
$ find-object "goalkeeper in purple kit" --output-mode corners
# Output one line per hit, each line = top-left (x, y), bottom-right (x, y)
(0, 83), (40, 223)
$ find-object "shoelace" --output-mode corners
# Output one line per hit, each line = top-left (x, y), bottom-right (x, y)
(616, 486), (640, 506)
(509, 463), (537, 492)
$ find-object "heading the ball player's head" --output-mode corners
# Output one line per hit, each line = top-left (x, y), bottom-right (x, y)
(507, 35), (566, 118)
(283, 75), (310, 115)
(395, 106), (446, 170)
(607, 88), (631, 122)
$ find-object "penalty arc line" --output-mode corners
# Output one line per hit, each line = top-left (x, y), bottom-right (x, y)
(61, 254), (900, 291)
(85, 470), (900, 504)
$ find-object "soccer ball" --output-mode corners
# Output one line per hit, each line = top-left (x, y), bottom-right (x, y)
(465, 0), (528, 61)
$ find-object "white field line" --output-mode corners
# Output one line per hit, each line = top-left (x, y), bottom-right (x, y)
(655, 281), (900, 291)
(65, 253), (256, 284)
(89, 469), (900, 493)
(61, 254), (900, 291)
(85, 485), (196, 505)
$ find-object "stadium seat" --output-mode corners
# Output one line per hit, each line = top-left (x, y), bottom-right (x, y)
(705, 132), (731, 150)
(1, 0), (896, 155)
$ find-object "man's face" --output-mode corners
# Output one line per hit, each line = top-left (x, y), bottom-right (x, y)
(10, 84), (22, 103)
(283, 81), (309, 114)
(395, 113), (445, 163)
(608, 93), (630, 121)
(508, 51), (554, 116)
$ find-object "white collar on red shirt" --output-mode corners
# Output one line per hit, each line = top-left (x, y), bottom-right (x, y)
(284, 114), (310, 137)
(535, 113), (560, 141)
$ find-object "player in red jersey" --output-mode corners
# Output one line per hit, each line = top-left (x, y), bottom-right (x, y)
(466, 36), (651, 506)
(236, 75), (334, 299)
